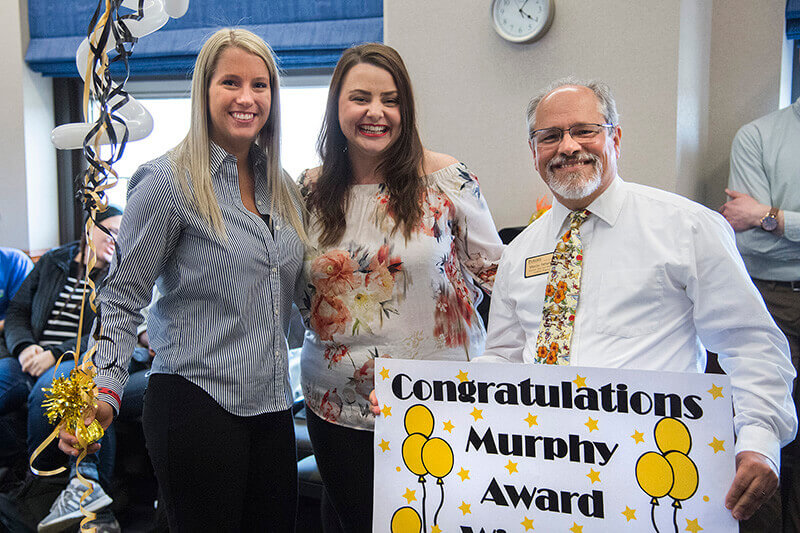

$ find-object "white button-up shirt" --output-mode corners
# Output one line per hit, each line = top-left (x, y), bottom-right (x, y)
(481, 176), (796, 468)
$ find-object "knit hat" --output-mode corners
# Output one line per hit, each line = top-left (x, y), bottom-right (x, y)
(94, 205), (123, 224)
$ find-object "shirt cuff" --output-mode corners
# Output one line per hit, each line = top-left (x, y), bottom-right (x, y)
(783, 210), (800, 242)
(734, 424), (781, 474)
(95, 374), (122, 415)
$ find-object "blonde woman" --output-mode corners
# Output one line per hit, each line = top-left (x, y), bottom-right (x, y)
(58, 28), (306, 531)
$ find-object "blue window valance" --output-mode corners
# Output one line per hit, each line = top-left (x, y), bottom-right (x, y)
(26, 0), (383, 78)
(789, 0), (800, 40)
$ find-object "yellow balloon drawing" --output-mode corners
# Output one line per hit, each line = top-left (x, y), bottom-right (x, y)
(421, 437), (454, 479)
(636, 451), (674, 499)
(405, 404), (434, 437)
(665, 451), (699, 501)
(391, 506), (422, 533)
(654, 417), (691, 454)
(402, 433), (429, 477)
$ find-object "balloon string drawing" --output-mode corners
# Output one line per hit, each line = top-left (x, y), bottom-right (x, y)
(31, 1), (189, 531)
(395, 404), (455, 533)
(635, 417), (699, 533)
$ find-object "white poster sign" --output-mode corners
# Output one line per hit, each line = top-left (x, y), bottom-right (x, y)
(373, 359), (737, 533)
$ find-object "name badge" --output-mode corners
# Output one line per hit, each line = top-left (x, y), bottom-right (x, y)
(524, 253), (553, 278)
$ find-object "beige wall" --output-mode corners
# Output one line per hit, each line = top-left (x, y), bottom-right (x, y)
(0, 0), (57, 251)
(385, 0), (788, 229)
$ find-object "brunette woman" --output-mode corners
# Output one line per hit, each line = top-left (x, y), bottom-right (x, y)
(299, 43), (504, 532)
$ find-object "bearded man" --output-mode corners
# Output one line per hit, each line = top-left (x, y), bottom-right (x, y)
(479, 79), (797, 527)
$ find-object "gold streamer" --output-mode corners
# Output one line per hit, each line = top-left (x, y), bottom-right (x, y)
(31, 1), (122, 531)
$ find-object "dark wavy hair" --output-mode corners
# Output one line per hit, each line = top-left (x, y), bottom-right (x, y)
(308, 43), (425, 247)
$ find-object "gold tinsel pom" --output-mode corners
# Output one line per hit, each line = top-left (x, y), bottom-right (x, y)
(41, 368), (104, 447)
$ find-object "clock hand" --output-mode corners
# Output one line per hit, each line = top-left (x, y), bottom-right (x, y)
(518, 0), (535, 20)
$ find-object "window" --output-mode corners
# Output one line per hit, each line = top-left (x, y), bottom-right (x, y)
(793, 40), (799, 103)
(95, 76), (329, 209)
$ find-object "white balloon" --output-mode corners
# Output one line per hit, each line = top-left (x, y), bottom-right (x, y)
(52, 0), (190, 151)
(51, 93), (155, 150)
(164, 0), (189, 18)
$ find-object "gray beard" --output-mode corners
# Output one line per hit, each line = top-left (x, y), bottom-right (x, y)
(545, 156), (603, 200)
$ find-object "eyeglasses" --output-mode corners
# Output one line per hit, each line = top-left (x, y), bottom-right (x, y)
(530, 123), (615, 147)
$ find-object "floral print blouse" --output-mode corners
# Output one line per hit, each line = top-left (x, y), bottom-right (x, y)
(298, 162), (505, 431)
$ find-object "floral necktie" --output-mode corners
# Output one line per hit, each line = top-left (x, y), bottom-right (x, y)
(534, 209), (590, 365)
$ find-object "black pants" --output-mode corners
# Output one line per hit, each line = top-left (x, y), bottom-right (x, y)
(143, 374), (297, 532)
(306, 408), (373, 533)
(749, 279), (800, 533)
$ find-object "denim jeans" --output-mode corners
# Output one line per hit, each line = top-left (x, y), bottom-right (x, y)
(0, 357), (32, 415)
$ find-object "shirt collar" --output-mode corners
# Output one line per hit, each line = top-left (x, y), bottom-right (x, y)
(548, 175), (626, 238)
(208, 141), (268, 180)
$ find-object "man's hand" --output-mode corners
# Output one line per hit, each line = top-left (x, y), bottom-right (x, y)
(720, 189), (770, 231)
(725, 451), (778, 521)
(138, 329), (156, 358)
(57, 400), (115, 457)
(369, 389), (381, 416)
(20, 347), (55, 377)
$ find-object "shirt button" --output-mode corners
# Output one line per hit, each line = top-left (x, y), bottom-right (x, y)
(271, 267), (278, 273)
(274, 350), (279, 356)
(257, 200), (263, 206)
(275, 224), (280, 230)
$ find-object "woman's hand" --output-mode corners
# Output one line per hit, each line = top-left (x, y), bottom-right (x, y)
(369, 389), (381, 416)
(57, 400), (115, 457)
(20, 348), (56, 377)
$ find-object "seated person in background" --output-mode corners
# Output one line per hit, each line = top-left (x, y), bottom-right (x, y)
(0, 206), (123, 530)
(29, 287), (158, 533)
(0, 247), (33, 332)
(477, 78), (796, 527)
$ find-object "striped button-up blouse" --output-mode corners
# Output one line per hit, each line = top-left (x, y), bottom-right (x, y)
(93, 143), (304, 416)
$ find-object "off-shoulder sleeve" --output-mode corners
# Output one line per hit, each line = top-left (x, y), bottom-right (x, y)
(435, 163), (504, 294)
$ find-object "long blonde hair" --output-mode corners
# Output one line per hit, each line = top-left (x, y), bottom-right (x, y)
(170, 28), (306, 241)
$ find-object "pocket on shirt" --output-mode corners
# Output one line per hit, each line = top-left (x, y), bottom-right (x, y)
(594, 267), (665, 338)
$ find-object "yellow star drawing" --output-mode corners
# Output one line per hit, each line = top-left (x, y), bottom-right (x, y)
(586, 469), (601, 484)
(685, 517), (703, 533)
(569, 522), (583, 533)
(458, 501), (471, 515)
(631, 430), (645, 444)
(707, 384), (724, 399)
(524, 413), (538, 427)
(379, 367), (390, 380)
(573, 374), (587, 388)
(443, 420), (455, 433)
(585, 417), (599, 432)
(456, 369), (470, 383)
(378, 439), (390, 452)
(505, 460), (519, 474)
(470, 407), (483, 421)
(457, 467), (470, 481)
(621, 506), (637, 521)
(520, 516), (534, 530)
(431, 526), (442, 533)
(381, 404), (392, 417)
(708, 437), (725, 453)
(402, 488), (416, 504)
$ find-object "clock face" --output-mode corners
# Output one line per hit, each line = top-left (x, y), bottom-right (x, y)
(491, 0), (554, 43)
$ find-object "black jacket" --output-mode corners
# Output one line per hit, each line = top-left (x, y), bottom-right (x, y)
(3, 241), (107, 360)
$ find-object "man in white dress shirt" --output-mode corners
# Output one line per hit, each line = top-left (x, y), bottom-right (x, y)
(480, 78), (797, 524)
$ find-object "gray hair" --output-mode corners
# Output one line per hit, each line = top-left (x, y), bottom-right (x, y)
(526, 77), (619, 137)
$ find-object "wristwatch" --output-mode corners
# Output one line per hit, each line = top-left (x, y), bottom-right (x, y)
(760, 207), (779, 232)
